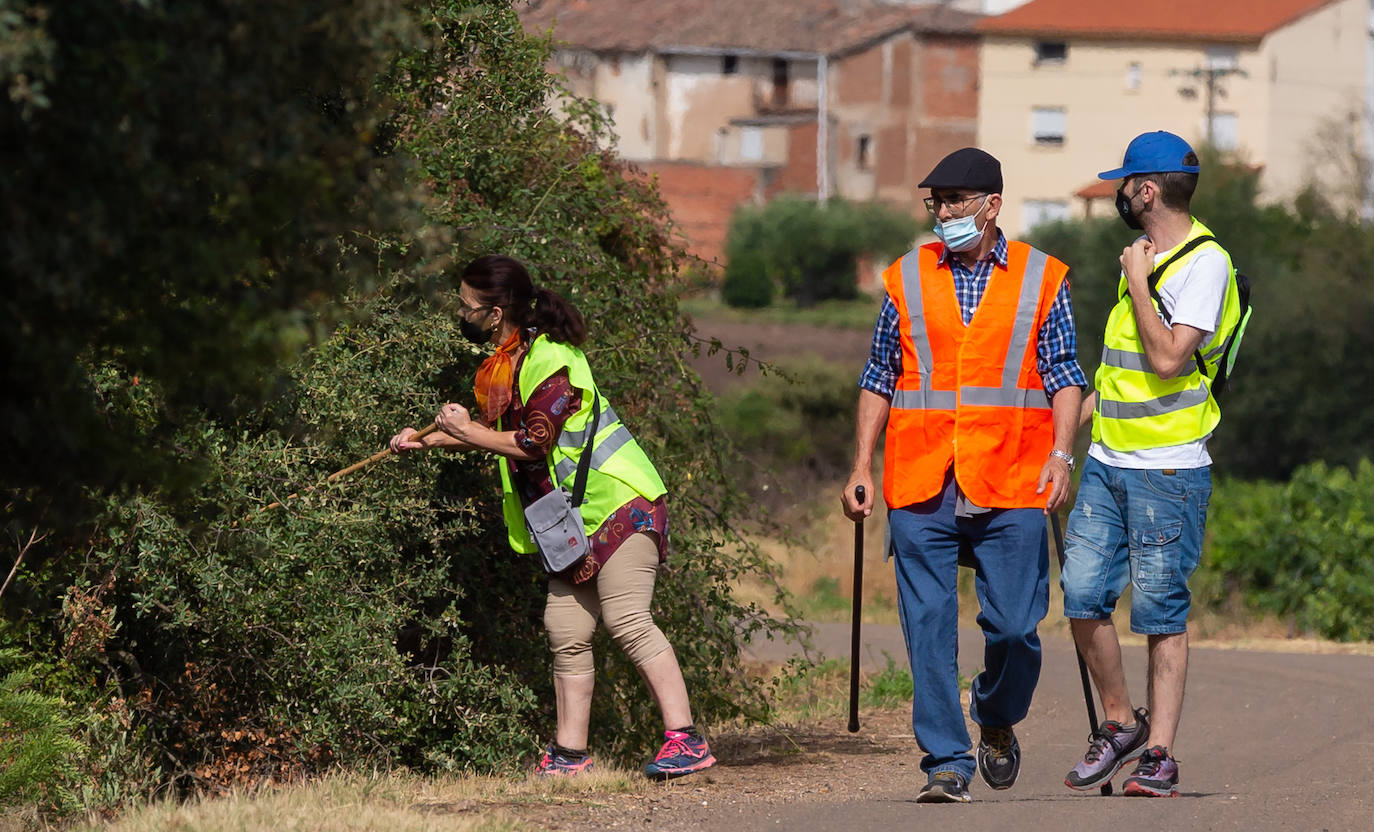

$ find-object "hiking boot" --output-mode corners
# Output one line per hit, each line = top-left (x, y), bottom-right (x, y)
(1065, 707), (1150, 791)
(916, 770), (972, 803)
(1122, 746), (1180, 797)
(643, 729), (716, 780)
(976, 725), (1021, 790)
(535, 743), (594, 776)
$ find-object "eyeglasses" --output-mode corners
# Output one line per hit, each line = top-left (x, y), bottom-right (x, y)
(923, 193), (987, 216)
(456, 297), (492, 320)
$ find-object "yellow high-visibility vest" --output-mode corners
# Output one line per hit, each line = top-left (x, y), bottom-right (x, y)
(498, 334), (666, 554)
(1092, 219), (1244, 452)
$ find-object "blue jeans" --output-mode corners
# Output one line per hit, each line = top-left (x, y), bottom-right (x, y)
(890, 473), (1050, 781)
(1060, 457), (1210, 635)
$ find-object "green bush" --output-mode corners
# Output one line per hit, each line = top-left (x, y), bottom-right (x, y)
(0, 649), (87, 814)
(724, 196), (916, 307)
(721, 248), (775, 308)
(2, 0), (801, 811)
(1197, 461), (1374, 641)
(716, 356), (858, 492)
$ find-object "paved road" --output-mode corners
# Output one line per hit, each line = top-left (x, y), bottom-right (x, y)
(534, 622), (1368, 832)
(718, 621), (1374, 831)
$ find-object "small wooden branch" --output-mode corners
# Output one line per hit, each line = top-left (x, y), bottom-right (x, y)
(249, 424), (439, 518)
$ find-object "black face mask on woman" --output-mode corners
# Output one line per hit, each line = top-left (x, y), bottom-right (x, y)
(459, 314), (497, 344)
(1115, 185), (1145, 230)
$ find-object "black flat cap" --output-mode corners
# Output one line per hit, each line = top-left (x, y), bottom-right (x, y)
(919, 147), (1003, 193)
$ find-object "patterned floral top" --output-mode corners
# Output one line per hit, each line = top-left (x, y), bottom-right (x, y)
(500, 355), (669, 584)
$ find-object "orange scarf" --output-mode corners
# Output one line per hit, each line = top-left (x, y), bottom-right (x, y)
(474, 330), (523, 425)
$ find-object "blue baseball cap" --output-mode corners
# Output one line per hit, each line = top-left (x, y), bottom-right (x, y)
(1098, 131), (1200, 180)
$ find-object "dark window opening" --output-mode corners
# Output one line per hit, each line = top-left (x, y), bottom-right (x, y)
(1034, 41), (1068, 65)
(723, 55), (738, 75)
(772, 58), (789, 106)
(857, 135), (872, 171)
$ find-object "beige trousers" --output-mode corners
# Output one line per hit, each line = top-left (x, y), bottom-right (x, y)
(544, 532), (671, 676)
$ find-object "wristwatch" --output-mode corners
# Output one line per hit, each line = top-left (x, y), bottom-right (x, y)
(1050, 449), (1076, 472)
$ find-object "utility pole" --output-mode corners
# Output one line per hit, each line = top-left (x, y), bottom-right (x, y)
(1171, 64), (1248, 145)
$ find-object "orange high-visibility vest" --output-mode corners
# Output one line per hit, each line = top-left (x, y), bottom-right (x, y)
(882, 241), (1069, 509)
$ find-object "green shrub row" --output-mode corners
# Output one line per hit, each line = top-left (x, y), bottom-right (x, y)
(1196, 461), (1374, 641)
(723, 196), (916, 308)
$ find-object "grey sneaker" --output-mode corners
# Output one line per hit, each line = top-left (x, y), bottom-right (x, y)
(976, 725), (1020, 790)
(1065, 707), (1150, 791)
(916, 770), (972, 803)
(1122, 746), (1180, 797)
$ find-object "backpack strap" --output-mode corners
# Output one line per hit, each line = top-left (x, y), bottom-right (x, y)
(1121, 235), (1217, 325)
(1121, 235), (1219, 377)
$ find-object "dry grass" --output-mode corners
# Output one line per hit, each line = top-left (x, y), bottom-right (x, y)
(55, 769), (649, 832)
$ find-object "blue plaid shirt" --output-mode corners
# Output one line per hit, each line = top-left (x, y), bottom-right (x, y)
(859, 232), (1087, 399)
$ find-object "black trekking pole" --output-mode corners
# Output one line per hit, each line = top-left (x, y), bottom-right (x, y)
(1050, 510), (1112, 796)
(848, 484), (866, 733)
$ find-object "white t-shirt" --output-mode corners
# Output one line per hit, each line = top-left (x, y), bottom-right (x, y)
(1089, 245), (1229, 470)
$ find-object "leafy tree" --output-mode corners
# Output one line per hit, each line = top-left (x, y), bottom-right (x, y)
(724, 196), (916, 306)
(1, 0), (427, 535)
(4, 0), (799, 809)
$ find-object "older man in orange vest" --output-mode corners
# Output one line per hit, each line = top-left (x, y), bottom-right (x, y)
(842, 147), (1085, 803)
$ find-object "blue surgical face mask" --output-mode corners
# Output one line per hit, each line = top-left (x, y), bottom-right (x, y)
(933, 196), (990, 252)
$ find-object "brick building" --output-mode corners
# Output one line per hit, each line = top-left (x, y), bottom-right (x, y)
(520, 0), (984, 262)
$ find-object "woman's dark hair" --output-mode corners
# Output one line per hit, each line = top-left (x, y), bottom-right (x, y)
(461, 255), (587, 346)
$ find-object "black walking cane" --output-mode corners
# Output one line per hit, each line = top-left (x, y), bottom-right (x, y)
(1050, 510), (1112, 796)
(848, 484), (866, 733)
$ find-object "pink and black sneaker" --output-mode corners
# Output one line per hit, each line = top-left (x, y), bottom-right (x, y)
(1122, 745), (1180, 797)
(643, 729), (716, 780)
(535, 743), (594, 776)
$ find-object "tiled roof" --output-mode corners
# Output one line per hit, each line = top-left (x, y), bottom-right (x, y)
(1074, 179), (1118, 200)
(519, 0), (980, 57)
(979, 0), (1337, 43)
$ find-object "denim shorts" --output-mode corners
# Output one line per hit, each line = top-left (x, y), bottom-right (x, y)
(1060, 457), (1211, 635)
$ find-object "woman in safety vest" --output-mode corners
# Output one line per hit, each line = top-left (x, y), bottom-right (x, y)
(388, 255), (715, 779)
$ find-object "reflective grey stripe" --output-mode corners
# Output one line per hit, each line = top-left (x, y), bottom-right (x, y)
(1097, 382), (1210, 419)
(586, 424), (632, 468)
(1202, 341), (1226, 361)
(557, 405), (620, 448)
(1001, 246), (1049, 390)
(902, 247), (936, 382)
(892, 245), (1056, 412)
(893, 248), (948, 411)
(1101, 346), (1196, 377)
(891, 388), (957, 410)
(959, 386), (1052, 410)
(554, 456), (576, 484)
(553, 424), (635, 484)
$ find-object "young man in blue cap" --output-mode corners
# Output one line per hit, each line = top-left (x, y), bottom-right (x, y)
(843, 146), (1085, 803)
(1060, 132), (1246, 797)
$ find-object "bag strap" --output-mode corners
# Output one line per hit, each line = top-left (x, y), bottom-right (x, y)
(1121, 234), (1216, 324)
(570, 391), (599, 509)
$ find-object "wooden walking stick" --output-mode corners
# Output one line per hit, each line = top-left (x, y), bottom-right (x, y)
(252, 424), (439, 515)
(848, 484), (866, 734)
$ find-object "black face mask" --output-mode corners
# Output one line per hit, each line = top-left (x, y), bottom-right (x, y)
(1115, 186), (1144, 230)
(459, 314), (496, 344)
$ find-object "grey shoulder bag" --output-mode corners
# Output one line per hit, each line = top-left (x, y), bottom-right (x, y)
(523, 391), (599, 574)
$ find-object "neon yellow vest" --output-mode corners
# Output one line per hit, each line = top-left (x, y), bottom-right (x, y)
(497, 334), (667, 554)
(1092, 218), (1243, 452)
